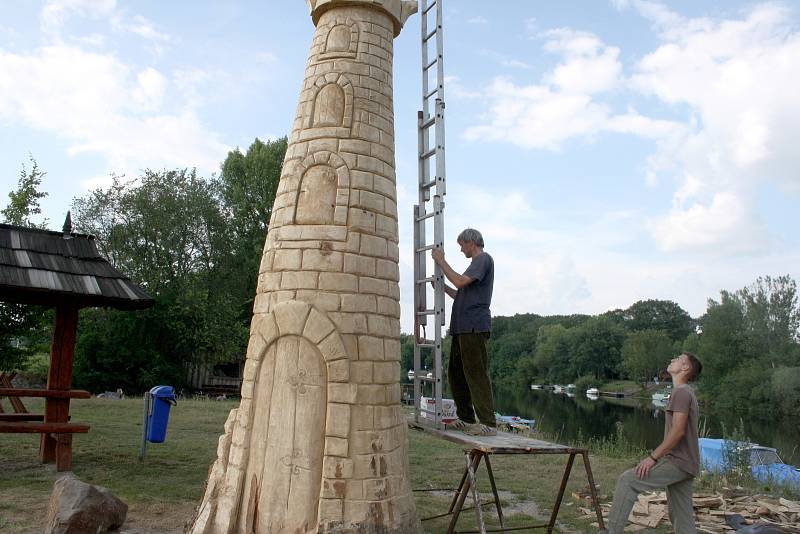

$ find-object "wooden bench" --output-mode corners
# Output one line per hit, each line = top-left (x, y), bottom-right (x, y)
(0, 387), (91, 471)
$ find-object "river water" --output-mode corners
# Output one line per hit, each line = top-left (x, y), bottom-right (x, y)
(492, 387), (800, 465)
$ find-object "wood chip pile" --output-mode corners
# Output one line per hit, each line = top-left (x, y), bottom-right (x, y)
(573, 486), (800, 533)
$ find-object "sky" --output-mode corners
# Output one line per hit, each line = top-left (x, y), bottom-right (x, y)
(2, 0), (799, 333)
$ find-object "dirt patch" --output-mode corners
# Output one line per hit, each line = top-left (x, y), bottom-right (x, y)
(120, 501), (197, 533)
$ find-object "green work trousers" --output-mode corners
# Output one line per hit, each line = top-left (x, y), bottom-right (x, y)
(448, 332), (495, 427)
(607, 459), (696, 534)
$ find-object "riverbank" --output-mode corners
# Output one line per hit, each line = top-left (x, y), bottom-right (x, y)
(1, 398), (796, 532)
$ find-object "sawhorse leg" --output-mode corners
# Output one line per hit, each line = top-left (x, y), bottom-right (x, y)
(448, 451), (483, 533)
(484, 454), (505, 532)
(547, 452), (576, 533)
(582, 452), (605, 531)
(446, 450), (506, 534)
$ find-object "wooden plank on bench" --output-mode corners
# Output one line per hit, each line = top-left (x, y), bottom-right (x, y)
(0, 388), (91, 399)
(0, 422), (90, 433)
(0, 413), (45, 422)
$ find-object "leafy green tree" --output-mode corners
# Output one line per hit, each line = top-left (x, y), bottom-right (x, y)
(70, 169), (241, 391)
(2, 155), (49, 229)
(622, 329), (673, 385)
(1, 156), (53, 371)
(771, 366), (800, 417)
(624, 299), (693, 342)
(532, 324), (569, 382)
(217, 137), (287, 320)
(568, 317), (626, 380)
(734, 275), (800, 367)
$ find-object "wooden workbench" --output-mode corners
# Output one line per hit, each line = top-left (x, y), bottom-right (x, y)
(409, 419), (606, 533)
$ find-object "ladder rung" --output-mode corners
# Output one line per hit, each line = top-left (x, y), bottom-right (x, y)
(417, 376), (437, 383)
(420, 114), (436, 128)
(415, 277), (435, 284)
(423, 29), (437, 42)
(420, 147), (437, 159)
(424, 87), (439, 100)
(415, 244), (437, 253)
(423, 0), (437, 15)
(424, 57), (438, 71)
(420, 178), (437, 189)
(415, 211), (436, 222)
(416, 343), (436, 348)
(416, 309), (436, 316)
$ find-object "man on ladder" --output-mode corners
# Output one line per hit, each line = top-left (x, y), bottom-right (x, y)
(432, 228), (497, 436)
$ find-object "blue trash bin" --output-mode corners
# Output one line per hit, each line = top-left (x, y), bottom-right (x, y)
(146, 385), (177, 443)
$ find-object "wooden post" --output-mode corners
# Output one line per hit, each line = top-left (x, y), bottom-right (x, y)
(40, 303), (79, 471)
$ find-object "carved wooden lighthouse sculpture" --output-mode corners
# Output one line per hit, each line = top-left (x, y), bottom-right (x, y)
(190, 1), (421, 532)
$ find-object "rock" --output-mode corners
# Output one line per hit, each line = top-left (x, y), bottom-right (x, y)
(44, 474), (128, 533)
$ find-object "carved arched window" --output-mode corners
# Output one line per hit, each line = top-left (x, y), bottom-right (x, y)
(295, 165), (337, 225)
(325, 24), (351, 53)
(300, 74), (354, 139)
(311, 84), (345, 128)
(318, 19), (359, 60)
(289, 151), (350, 231)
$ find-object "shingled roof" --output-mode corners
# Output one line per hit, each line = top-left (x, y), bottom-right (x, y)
(0, 221), (154, 310)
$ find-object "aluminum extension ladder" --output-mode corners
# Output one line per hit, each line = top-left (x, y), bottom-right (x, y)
(413, 0), (447, 428)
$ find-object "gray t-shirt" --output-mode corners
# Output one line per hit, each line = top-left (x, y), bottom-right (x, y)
(664, 384), (700, 476)
(450, 251), (494, 334)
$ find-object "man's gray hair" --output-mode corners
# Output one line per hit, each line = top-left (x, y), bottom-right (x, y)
(457, 228), (484, 248)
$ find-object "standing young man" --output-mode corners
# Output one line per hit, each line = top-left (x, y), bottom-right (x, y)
(607, 351), (703, 533)
(431, 228), (496, 436)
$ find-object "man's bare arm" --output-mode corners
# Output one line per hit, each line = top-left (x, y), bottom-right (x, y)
(443, 284), (458, 299)
(431, 249), (474, 289)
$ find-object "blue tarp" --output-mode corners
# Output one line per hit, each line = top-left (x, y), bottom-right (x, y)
(699, 438), (800, 489)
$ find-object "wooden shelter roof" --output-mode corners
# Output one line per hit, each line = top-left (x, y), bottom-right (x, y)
(0, 222), (154, 310)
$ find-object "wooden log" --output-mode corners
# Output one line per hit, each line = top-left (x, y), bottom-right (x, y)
(41, 304), (79, 464)
(56, 433), (73, 472)
(0, 372), (28, 413)
(0, 413), (45, 421)
(0, 422), (89, 433)
(0, 388), (90, 399)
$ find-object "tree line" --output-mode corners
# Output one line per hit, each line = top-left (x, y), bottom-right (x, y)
(401, 283), (800, 418)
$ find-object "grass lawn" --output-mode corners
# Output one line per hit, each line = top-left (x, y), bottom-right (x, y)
(1, 397), (667, 533)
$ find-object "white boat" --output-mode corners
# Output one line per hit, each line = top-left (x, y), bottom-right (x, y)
(407, 369), (415, 380)
(553, 385), (564, 393)
(530, 384), (544, 390)
(586, 387), (599, 395)
(652, 390), (671, 402)
(566, 384), (576, 390)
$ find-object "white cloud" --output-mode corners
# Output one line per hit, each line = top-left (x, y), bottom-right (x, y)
(0, 44), (229, 177)
(649, 190), (769, 255)
(463, 28), (683, 150)
(467, 16), (488, 25)
(629, 2), (800, 251)
(541, 28), (622, 94)
(463, 77), (681, 150)
(477, 50), (533, 70)
(465, 2), (800, 257)
(132, 67), (167, 110)
(41, 0), (116, 38)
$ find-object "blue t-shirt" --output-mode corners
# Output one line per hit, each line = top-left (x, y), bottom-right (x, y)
(450, 252), (494, 334)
